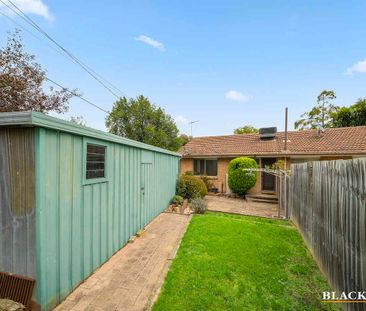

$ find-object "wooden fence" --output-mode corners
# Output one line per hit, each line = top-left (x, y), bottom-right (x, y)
(287, 158), (366, 311)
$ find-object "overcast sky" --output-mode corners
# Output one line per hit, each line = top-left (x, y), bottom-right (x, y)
(1, 0), (366, 136)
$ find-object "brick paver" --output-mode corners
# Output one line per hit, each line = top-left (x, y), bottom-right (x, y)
(53, 213), (190, 311)
(206, 195), (281, 218)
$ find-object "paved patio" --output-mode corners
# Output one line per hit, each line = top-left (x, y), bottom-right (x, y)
(206, 195), (282, 218)
(54, 213), (190, 311)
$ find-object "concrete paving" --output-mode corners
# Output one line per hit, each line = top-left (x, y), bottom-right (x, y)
(206, 194), (282, 218)
(53, 213), (190, 311)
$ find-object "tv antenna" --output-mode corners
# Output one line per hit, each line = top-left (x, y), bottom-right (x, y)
(189, 120), (199, 137)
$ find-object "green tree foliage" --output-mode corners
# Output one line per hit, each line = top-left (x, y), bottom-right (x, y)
(106, 95), (181, 151)
(234, 125), (259, 134)
(70, 115), (87, 126)
(176, 175), (208, 199)
(295, 90), (339, 130)
(228, 157), (257, 195)
(332, 98), (366, 127)
(0, 30), (75, 113)
(179, 134), (192, 146)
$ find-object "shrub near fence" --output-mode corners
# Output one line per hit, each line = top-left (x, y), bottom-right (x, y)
(288, 158), (366, 311)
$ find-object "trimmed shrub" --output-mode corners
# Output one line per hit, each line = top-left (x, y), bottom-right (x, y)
(171, 194), (184, 206)
(190, 198), (208, 214)
(176, 175), (208, 199)
(184, 171), (193, 176)
(200, 175), (211, 191)
(228, 157), (258, 195)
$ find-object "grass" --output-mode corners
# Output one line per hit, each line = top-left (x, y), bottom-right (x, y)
(153, 212), (338, 311)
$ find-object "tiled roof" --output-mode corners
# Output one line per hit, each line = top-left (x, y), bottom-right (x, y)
(179, 126), (366, 157)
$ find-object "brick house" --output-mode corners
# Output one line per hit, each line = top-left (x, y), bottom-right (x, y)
(179, 126), (366, 194)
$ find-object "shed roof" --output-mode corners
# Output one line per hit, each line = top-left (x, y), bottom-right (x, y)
(0, 111), (180, 157)
(179, 126), (366, 157)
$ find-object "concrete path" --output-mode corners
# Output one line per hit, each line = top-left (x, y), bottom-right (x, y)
(206, 195), (281, 218)
(54, 213), (190, 311)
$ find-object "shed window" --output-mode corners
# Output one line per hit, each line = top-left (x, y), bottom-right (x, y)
(86, 144), (106, 179)
(193, 159), (217, 176)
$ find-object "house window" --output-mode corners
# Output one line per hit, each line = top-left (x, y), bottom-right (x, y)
(193, 159), (217, 176)
(86, 144), (106, 179)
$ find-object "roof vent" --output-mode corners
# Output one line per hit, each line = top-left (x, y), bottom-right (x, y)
(259, 127), (277, 140)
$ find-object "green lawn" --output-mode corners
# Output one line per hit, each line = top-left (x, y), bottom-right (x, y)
(153, 212), (338, 311)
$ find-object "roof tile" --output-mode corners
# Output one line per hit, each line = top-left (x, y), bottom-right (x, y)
(179, 126), (366, 157)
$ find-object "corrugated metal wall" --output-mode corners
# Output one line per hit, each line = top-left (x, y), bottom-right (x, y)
(0, 128), (35, 278)
(34, 127), (179, 310)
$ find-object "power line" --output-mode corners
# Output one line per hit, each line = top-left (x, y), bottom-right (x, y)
(0, 10), (73, 61)
(0, 9), (110, 114)
(0, 0), (127, 99)
(45, 77), (110, 114)
(0, 1), (123, 114)
(5, 0), (125, 98)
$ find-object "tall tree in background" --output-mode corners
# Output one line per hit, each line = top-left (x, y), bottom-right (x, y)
(233, 125), (259, 134)
(106, 95), (181, 151)
(332, 98), (366, 127)
(179, 134), (192, 146)
(295, 90), (338, 130)
(70, 115), (87, 126)
(0, 30), (75, 113)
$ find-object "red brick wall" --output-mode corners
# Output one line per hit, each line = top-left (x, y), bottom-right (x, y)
(179, 157), (291, 194)
(216, 158), (231, 192)
(180, 158), (193, 175)
(247, 170), (261, 194)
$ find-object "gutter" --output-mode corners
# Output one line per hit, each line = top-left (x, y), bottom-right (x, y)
(181, 152), (366, 158)
(0, 111), (181, 157)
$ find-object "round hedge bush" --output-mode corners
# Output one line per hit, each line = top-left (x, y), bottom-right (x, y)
(228, 157), (258, 195)
(176, 175), (208, 199)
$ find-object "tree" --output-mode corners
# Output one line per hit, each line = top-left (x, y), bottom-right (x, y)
(295, 90), (338, 130)
(106, 95), (181, 151)
(233, 125), (259, 134)
(332, 98), (366, 127)
(353, 99), (366, 126)
(0, 30), (75, 113)
(179, 134), (192, 146)
(70, 115), (87, 126)
(331, 107), (352, 128)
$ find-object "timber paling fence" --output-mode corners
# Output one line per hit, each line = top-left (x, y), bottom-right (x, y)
(287, 158), (366, 311)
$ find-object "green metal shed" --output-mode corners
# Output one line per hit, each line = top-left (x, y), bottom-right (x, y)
(0, 111), (180, 310)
